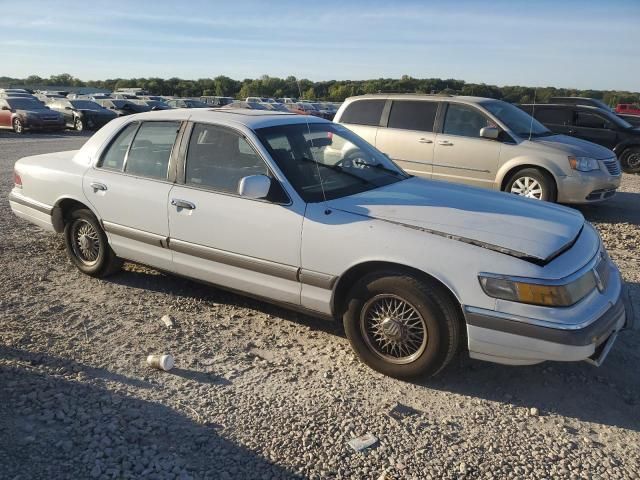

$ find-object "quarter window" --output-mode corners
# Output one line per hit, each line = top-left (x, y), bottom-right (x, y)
(99, 122), (139, 171)
(339, 100), (385, 126)
(124, 121), (180, 180)
(443, 104), (494, 138)
(387, 101), (438, 132)
(185, 124), (269, 194)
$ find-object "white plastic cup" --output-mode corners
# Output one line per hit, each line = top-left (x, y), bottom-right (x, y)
(146, 354), (175, 371)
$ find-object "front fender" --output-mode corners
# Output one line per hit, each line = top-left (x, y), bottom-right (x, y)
(496, 155), (567, 189)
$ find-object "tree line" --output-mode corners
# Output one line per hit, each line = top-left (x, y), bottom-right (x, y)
(1, 73), (638, 105)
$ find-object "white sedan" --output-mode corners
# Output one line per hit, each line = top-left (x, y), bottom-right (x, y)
(8, 109), (634, 378)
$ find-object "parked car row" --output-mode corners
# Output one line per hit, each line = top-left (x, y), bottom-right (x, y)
(9, 107), (635, 379)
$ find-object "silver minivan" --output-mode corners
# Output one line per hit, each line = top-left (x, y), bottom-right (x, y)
(334, 94), (622, 203)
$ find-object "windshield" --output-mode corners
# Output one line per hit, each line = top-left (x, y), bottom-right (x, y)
(71, 100), (102, 110)
(111, 100), (132, 108)
(481, 100), (552, 138)
(6, 98), (47, 110)
(601, 109), (633, 129)
(255, 122), (409, 203)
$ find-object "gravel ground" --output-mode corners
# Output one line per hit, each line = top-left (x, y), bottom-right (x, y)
(1, 131), (639, 480)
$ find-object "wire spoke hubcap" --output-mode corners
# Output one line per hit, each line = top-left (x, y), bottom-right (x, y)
(511, 176), (543, 199)
(72, 220), (100, 265)
(360, 294), (428, 364)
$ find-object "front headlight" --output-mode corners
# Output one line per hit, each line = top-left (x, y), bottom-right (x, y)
(568, 156), (600, 172)
(479, 271), (598, 307)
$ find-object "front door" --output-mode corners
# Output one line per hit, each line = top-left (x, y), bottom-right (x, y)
(571, 110), (619, 150)
(432, 103), (502, 189)
(168, 123), (304, 305)
(83, 120), (181, 271)
(374, 100), (439, 178)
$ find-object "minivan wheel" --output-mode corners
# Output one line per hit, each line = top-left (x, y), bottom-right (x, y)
(64, 209), (122, 278)
(343, 271), (460, 379)
(12, 118), (24, 134)
(620, 147), (640, 174)
(505, 168), (556, 201)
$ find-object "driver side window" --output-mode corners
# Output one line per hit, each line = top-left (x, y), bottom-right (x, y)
(443, 104), (494, 138)
(185, 123), (269, 194)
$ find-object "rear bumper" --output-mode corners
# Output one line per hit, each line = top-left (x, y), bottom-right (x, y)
(464, 285), (629, 366)
(8, 191), (56, 232)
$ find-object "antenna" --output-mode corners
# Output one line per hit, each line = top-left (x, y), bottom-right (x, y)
(296, 77), (328, 206)
(528, 87), (537, 141)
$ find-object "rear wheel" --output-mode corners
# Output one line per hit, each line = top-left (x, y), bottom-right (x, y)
(74, 117), (84, 132)
(64, 209), (122, 277)
(620, 147), (640, 174)
(343, 271), (460, 379)
(504, 168), (556, 201)
(12, 118), (24, 134)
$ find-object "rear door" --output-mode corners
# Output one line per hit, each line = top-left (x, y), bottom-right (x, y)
(374, 100), (438, 178)
(83, 120), (182, 271)
(571, 109), (619, 149)
(336, 99), (385, 145)
(432, 103), (502, 189)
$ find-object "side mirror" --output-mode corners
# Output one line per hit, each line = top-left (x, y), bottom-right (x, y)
(238, 174), (271, 200)
(1, 106), (9, 111)
(480, 126), (500, 140)
(65, 106), (72, 110)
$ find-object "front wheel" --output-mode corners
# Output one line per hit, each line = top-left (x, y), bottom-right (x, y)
(64, 209), (122, 277)
(343, 272), (460, 379)
(74, 117), (84, 132)
(504, 168), (556, 201)
(620, 147), (640, 174)
(12, 118), (24, 134)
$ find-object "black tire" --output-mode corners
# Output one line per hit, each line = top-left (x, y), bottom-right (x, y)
(504, 167), (556, 202)
(74, 117), (84, 132)
(64, 209), (122, 277)
(620, 147), (640, 174)
(343, 271), (461, 379)
(12, 118), (24, 134)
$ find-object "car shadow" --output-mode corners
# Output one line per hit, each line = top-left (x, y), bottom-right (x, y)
(0, 361), (304, 479)
(576, 191), (640, 227)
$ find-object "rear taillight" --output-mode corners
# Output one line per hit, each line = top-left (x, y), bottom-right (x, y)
(14, 170), (22, 188)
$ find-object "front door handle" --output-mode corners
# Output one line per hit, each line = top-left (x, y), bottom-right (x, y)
(438, 140), (454, 146)
(89, 182), (107, 191)
(171, 199), (196, 210)
(568, 129), (576, 134)
(418, 138), (433, 144)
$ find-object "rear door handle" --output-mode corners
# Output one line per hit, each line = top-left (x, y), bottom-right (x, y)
(171, 199), (196, 210)
(418, 138), (433, 144)
(438, 140), (453, 146)
(89, 182), (107, 191)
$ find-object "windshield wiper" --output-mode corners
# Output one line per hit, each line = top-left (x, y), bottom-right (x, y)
(352, 159), (407, 178)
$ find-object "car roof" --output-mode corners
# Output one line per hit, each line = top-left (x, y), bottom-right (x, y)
(126, 108), (330, 130)
(342, 93), (494, 104)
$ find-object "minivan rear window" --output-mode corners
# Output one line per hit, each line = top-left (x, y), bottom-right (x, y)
(388, 100), (438, 132)
(340, 100), (385, 126)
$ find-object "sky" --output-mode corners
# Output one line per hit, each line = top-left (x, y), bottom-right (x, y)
(0, 0), (638, 91)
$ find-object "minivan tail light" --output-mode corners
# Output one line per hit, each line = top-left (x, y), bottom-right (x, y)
(14, 170), (22, 188)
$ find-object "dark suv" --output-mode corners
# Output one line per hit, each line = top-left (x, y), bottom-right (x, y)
(520, 103), (640, 173)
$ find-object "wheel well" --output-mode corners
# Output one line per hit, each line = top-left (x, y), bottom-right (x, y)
(332, 261), (463, 320)
(500, 164), (557, 192)
(51, 198), (91, 233)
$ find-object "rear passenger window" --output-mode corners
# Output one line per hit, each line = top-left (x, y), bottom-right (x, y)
(124, 122), (180, 180)
(443, 104), (494, 138)
(388, 101), (438, 132)
(186, 124), (269, 194)
(536, 108), (571, 125)
(340, 100), (385, 126)
(99, 122), (139, 171)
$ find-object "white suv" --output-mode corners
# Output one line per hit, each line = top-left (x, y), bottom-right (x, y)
(334, 94), (622, 203)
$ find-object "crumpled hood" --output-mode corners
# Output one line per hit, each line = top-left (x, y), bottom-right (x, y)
(328, 177), (585, 264)
(528, 134), (615, 160)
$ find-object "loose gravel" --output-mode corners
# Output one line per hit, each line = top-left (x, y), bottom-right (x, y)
(1, 131), (639, 480)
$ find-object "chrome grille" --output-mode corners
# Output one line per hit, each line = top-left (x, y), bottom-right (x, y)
(602, 158), (621, 176)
